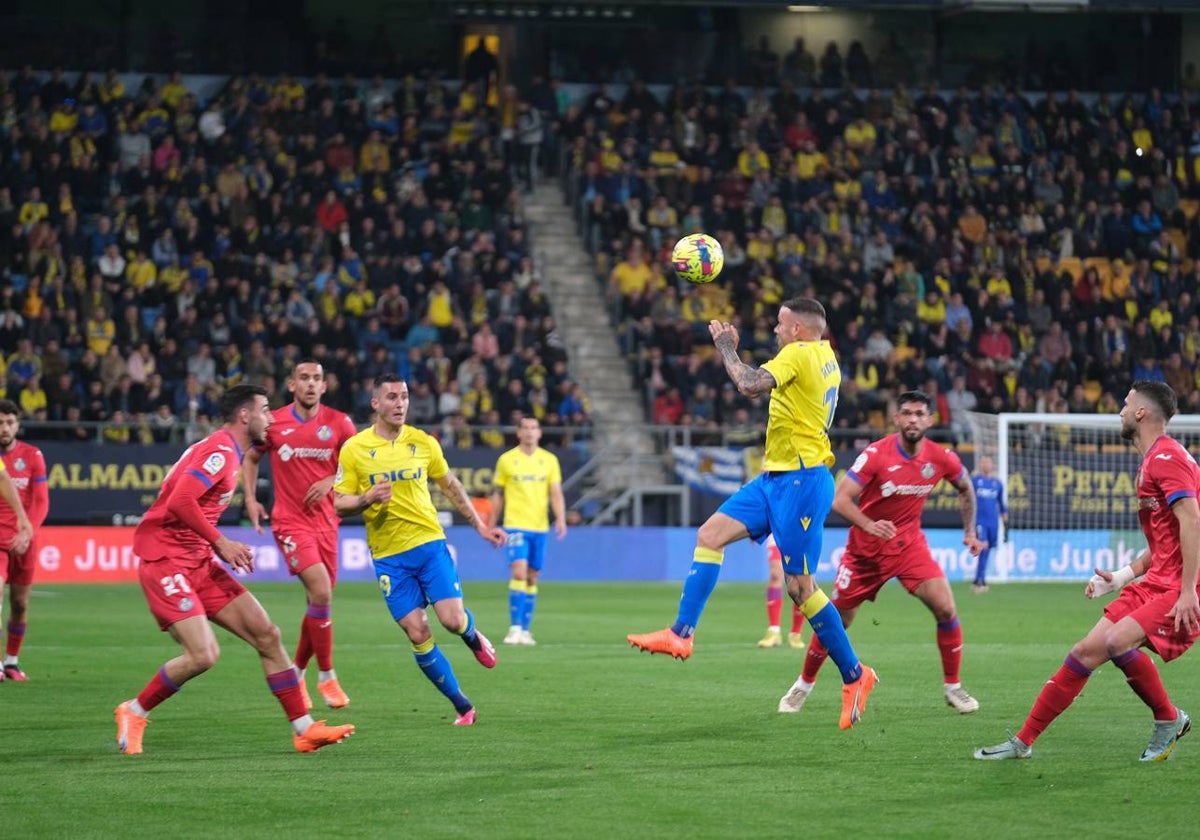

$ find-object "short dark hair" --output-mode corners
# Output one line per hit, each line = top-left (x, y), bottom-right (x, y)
(0, 399), (19, 418)
(373, 373), (402, 390)
(218, 384), (268, 422)
(1131, 380), (1177, 421)
(781, 297), (827, 321)
(897, 390), (933, 410)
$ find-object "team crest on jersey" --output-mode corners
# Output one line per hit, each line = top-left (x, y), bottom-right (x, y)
(317, 425), (332, 441)
(179, 598), (194, 611)
(921, 463), (936, 479)
(13, 458), (25, 471)
(203, 453), (226, 475)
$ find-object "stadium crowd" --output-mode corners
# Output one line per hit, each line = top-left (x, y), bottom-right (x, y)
(0, 66), (589, 445)
(564, 50), (1200, 439)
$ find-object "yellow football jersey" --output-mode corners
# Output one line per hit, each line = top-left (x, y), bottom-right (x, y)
(493, 446), (562, 531)
(335, 425), (449, 558)
(760, 340), (840, 471)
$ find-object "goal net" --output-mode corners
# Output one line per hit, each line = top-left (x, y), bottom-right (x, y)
(964, 411), (1200, 582)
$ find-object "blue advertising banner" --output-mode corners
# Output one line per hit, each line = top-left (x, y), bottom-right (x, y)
(32, 525), (1142, 585)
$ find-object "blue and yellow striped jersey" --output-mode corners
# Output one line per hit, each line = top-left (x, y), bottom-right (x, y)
(493, 446), (562, 532)
(760, 340), (840, 471)
(335, 425), (449, 558)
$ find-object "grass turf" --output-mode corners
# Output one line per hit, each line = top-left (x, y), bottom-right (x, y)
(2, 580), (1196, 839)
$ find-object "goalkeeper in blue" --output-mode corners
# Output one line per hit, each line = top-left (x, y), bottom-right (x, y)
(970, 455), (1007, 593)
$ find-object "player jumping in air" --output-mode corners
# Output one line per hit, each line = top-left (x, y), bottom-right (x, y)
(778, 391), (984, 716)
(0, 400), (42, 681)
(334, 375), (507, 725)
(628, 299), (878, 730)
(976, 381), (1199, 762)
(242, 360), (359, 709)
(115, 385), (355, 755)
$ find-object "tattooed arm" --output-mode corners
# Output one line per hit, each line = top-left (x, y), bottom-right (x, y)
(950, 472), (984, 556)
(709, 320), (777, 398)
(434, 472), (507, 547)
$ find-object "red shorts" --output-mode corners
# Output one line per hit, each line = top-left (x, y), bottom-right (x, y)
(1104, 580), (1200, 663)
(138, 557), (248, 631)
(272, 525), (339, 586)
(831, 540), (945, 611)
(0, 538), (38, 587)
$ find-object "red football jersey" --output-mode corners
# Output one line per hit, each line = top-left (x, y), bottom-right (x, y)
(257, 404), (357, 530)
(0, 440), (47, 527)
(133, 429), (244, 567)
(1137, 435), (1200, 591)
(845, 434), (965, 558)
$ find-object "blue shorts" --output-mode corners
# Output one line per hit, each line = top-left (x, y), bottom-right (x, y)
(373, 539), (463, 621)
(505, 529), (549, 572)
(718, 467), (834, 577)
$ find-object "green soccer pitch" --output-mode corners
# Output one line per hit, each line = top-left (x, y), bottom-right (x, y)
(3, 580), (1197, 839)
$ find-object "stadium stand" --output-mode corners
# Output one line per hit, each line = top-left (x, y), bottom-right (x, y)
(0, 68), (586, 445)
(564, 73), (1200, 446)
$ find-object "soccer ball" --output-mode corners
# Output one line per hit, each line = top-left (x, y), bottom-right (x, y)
(671, 233), (724, 284)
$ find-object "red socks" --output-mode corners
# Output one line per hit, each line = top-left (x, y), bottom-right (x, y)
(936, 617), (963, 684)
(296, 604), (333, 672)
(6, 621), (26, 657)
(801, 635), (829, 683)
(791, 603), (805, 635)
(266, 668), (308, 721)
(136, 666), (181, 712)
(766, 587), (783, 628)
(1017, 654), (1092, 746)
(1113, 649), (1175, 721)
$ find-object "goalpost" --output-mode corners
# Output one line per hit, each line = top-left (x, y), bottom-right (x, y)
(964, 412), (1200, 582)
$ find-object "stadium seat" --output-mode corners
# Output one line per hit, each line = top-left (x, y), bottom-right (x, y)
(1179, 198), (1199, 222)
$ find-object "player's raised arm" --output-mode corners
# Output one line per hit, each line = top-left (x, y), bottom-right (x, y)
(240, 447), (268, 532)
(831, 472), (895, 540)
(435, 471), (506, 547)
(710, 320), (777, 398)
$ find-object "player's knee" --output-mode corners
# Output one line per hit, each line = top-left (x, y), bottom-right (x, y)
(190, 643), (221, 673)
(526, 571), (540, 586)
(251, 621), (283, 654)
(695, 520), (725, 550)
(437, 609), (466, 633)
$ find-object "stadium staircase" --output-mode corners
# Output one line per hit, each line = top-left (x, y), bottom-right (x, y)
(527, 181), (677, 523)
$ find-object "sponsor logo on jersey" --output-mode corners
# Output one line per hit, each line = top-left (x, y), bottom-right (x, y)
(279, 428), (296, 436)
(368, 468), (424, 483)
(800, 516), (812, 530)
(277, 444), (333, 463)
(880, 480), (935, 498)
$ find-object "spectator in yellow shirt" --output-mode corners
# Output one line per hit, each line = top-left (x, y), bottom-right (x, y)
(18, 187), (49, 230)
(608, 243), (653, 301)
(160, 72), (190, 110)
(343, 280), (376, 319)
(85, 306), (116, 355)
(737, 141), (771, 179)
(843, 116), (877, 153)
(19, 376), (48, 417)
(49, 99), (79, 134)
(358, 130), (391, 174)
(126, 251), (157, 291)
(917, 290), (946, 329)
